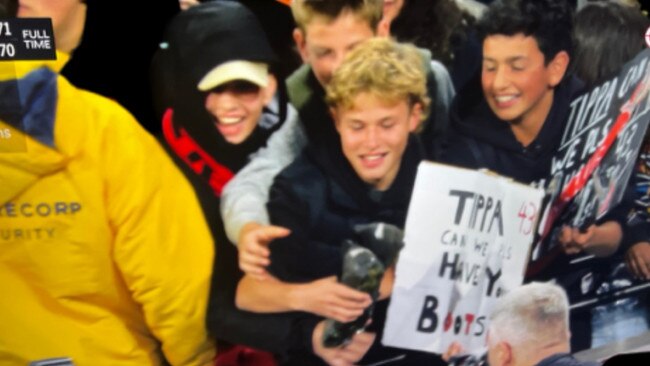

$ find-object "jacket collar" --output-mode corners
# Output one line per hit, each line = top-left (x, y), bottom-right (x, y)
(449, 75), (585, 154)
(310, 135), (424, 213)
(0, 63), (66, 205)
(0, 51), (69, 82)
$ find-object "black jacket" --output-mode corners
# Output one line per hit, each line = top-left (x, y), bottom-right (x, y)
(535, 353), (600, 366)
(266, 137), (444, 365)
(157, 1), (296, 356)
(160, 113), (298, 355)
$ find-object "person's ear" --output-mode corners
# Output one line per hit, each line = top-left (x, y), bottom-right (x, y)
(547, 50), (570, 88)
(293, 28), (309, 63)
(408, 103), (423, 132)
(377, 18), (391, 37)
(496, 342), (514, 366)
(262, 74), (278, 104)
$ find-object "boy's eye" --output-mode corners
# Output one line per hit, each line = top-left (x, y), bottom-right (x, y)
(350, 122), (364, 130)
(482, 64), (496, 72)
(511, 63), (525, 71)
(314, 49), (332, 58)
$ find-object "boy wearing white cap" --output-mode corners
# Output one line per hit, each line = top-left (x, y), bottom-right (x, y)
(199, 60), (278, 145)
(159, 1), (289, 195)
(155, 1), (304, 362)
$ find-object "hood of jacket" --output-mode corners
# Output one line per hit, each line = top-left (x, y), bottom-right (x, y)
(306, 133), (425, 216)
(448, 74), (585, 152)
(159, 1), (284, 173)
(0, 56), (71, 205)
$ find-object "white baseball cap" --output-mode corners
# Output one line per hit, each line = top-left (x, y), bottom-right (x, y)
(197, 60), (269, 91)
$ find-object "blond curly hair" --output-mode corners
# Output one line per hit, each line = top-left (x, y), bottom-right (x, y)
(326, 38), (430, 124)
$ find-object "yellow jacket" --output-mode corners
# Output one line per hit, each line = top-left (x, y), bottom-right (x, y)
(0, 55), (216, 365)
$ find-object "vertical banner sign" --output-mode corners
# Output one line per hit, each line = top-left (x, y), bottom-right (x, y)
(383, 162), (544, 354)
(531, 49), (650, 269)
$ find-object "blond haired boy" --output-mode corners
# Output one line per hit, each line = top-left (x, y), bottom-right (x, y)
(240, 37), (444, 366)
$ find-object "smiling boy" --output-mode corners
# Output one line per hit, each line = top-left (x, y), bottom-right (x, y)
(157, 2), (312, 359)
(480, 32), (566, 147)
(201, 68), (278, 145)
(259, 37), (442, 366)
(442, 0), (626, 259)
(443, 0), (576, 173)
(161, 1), (287, 186)
(441, 0), (628, 351)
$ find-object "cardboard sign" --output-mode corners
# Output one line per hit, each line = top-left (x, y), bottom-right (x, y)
(383, 162), (544, 354)
(533, 49), (650, 265)
(542, 48), (650, 231)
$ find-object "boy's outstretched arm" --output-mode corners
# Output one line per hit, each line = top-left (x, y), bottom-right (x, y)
(236, 275), (371, 323)
(626, 241), (650, 279)
(312, 320), (375, 366)
(237, 222), (290, 279)
(220, 105), (305, 244)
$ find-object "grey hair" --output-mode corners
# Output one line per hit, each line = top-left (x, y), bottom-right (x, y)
(488, 282), (570, 346)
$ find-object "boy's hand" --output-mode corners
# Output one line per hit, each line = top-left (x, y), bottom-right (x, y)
(312, 321), (375, 366)
(378, 266), (395, 300)
(626, 242), (650, 280)
(290, 276), (372, 322)
(558, 221), (621, 257)
(237, 222), (290, 279)
(558, 225), (595, 255)
(178, 0), (200, 11)
(442, 342), (464, 362)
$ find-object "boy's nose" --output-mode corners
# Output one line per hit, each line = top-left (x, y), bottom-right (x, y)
(492, 67), (510, 90)
(365, 127), (380, 148)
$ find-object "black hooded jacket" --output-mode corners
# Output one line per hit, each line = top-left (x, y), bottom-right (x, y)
(157, 1), (286, 174)
(153, 1), (298, 356)
(265, 137), (445, 365)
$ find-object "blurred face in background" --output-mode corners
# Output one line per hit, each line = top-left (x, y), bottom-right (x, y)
(294, 11), (375, 87)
